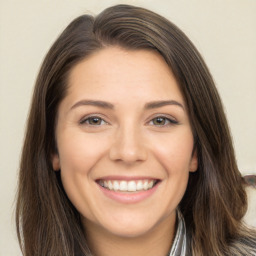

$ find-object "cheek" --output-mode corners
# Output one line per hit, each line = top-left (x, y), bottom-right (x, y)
(58, 132), (109, 173)
(152, 134), (193, 211)
(56, 133), (111, 220)
(56, 132), (109, 201)
(151, 130), (194, 173)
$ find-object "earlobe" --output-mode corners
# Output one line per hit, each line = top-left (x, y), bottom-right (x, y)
(52, 153), (60, 171)
(189, 148), (198, 173)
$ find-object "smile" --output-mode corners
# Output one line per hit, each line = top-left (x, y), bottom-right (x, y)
(96, 177), (161, 204)
(97, 179), (158, 192)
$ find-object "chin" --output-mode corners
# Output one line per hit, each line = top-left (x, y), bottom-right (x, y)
(96, 210), (171, 239)
(104, 221), (156, 238)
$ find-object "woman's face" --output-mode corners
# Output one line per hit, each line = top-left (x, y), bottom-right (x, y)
(52, 47), (197, 238)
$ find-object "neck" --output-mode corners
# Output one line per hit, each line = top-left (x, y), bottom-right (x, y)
(83, 212), (176, 256)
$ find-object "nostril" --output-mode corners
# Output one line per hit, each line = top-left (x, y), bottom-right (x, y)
(109, 142), (147, 163)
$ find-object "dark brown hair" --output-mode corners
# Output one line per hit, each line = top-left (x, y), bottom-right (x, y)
(16, 4), (256, 256)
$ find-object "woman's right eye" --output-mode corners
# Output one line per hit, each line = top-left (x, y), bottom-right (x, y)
(80, 116), (107, 126)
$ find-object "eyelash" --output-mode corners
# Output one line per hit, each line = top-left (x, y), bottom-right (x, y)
(79, 115), (178, 127)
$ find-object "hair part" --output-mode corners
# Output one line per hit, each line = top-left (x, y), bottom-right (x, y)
(16, 4), (256, 256)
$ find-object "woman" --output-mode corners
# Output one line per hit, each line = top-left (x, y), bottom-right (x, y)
(16, 4), (256, 256)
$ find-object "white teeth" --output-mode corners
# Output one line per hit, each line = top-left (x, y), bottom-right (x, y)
(136, 181), (143, 191)
(127, 181), (136, 192)
(119, 181), (127, 191)
(113, 181), (119, 191)
(143, 181), (149, 190)
(108, 180), (113, 190)
(99, 179), (157, 192)
(148, 180), (154, 189)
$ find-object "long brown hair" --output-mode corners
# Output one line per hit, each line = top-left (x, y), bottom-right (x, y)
(16, 4), (256, 255)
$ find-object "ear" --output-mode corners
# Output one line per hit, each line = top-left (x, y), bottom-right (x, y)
(189, 148), (198, 173)
(52, 153), (60, 171)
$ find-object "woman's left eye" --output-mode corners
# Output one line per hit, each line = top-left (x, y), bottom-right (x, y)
(149, 116), (178, 126)
(80, 116), (107, 126)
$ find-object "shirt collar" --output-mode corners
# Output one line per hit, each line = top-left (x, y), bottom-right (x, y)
(168, 210), (187, 256)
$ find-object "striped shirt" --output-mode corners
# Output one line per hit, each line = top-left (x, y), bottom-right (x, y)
(168, 210), (188, 256)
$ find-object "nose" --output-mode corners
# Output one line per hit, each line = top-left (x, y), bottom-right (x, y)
(109, 125), (148, 164)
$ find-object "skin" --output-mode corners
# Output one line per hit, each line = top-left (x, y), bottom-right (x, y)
(52, 47), (198, 256)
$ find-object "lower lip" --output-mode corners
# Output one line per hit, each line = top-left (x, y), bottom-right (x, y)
(97, 182), (160, 204)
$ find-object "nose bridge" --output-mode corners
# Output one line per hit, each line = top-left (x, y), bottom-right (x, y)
(109, 120), (147, 163)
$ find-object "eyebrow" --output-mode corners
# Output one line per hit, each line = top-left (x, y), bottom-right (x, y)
(70, 100), (114, 110)
(70, 99), (184, 111)
(144, 100), (184, 110)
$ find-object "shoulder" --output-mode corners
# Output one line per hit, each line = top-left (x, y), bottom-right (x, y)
(229, 230), (256, 256)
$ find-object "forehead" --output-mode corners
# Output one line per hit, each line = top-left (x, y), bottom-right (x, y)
(65, 47), (185, 107)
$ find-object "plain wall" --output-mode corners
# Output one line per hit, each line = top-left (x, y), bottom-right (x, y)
(0, 0), (255, 254)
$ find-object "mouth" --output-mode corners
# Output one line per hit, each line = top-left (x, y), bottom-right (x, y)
(95, 177), (161, 204)
(96, 179), (160, 193)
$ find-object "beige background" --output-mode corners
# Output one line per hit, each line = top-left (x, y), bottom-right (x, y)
(0, 0), (255, 255)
